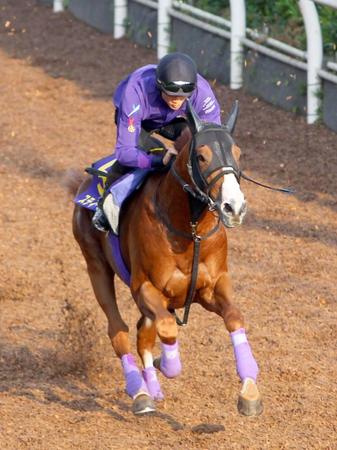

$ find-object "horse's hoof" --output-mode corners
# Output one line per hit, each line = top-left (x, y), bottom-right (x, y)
(132, 394), (156, 415)
(237, 378), (263, 416)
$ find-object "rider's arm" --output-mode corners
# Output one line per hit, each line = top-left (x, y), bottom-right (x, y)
(114, 86), (161, 169)
(192, 75), (221, 125)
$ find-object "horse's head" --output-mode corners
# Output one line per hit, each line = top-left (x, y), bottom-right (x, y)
(182, 100), (246, 228)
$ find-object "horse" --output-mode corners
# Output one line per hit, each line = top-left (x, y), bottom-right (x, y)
(71, 100), (263, 416)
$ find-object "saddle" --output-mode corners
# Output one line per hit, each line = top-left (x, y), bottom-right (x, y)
(74, 155), (154, 287)
(74, 155), (116, 211)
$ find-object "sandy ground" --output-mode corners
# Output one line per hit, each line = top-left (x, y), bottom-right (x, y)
(0, 1), (336, 449)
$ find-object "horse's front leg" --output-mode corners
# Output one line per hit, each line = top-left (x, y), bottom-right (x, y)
(200, 272), (263, 416)
(136, 315), (164, 400)
(136, 281), (182, 380)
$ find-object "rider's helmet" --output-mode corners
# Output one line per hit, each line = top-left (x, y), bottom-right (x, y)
(156, 52), (197, 97)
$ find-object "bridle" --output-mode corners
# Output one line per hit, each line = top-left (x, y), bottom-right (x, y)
(171, 122), (293, 213)
(171, 123), (241, 221)
(155, 123), (241, 326)
(155, 101), (294, 326)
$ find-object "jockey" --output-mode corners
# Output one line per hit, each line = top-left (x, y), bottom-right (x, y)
(93, 52), (221, 233)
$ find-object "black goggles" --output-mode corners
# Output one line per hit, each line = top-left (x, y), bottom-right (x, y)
(160, 81), (195, 95)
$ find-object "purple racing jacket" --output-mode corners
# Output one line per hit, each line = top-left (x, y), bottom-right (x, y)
(113, 64), (221, 169)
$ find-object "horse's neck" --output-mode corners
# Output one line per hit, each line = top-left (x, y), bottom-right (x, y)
(157, 153), (215, 236)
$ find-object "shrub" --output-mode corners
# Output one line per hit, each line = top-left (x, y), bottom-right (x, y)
(187, 0), (337, 56)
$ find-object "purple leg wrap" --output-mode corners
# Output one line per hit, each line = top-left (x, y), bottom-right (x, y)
(230, 328), (259, 382)
(160, 341), (182, 378)
(142, 367), (164, 400)
(121, 354), (149, 398)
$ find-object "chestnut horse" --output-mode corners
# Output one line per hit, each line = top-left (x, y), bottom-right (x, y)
(72, 100), (263, 416)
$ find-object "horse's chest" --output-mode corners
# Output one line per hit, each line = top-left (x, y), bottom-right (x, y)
(163, 263), (214, 304)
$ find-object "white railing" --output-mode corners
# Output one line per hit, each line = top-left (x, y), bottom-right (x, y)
(53, 0), (64, 12)
(115, 0), (337, 124)
(114, 0), (128, 38)
(55, 0), (337, 125)
(299, 0), (323, 123)
(230, 0), (246, 89)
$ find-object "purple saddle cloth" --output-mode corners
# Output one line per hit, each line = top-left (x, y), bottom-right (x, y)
(74, 155), (152, 286)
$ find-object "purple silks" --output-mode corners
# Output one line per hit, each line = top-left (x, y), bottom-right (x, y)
(159, 341), (182, 378)
(230, 328), (259, 382)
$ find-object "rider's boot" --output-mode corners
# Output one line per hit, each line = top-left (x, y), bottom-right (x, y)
(92, 162), (131, 233)
(92, 198), (110, 232)
(102, 193), (120, 234)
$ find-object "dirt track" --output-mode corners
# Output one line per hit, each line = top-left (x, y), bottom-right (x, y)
(0, 2), (336, 449)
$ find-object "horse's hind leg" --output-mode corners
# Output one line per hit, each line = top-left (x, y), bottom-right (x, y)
(201, 273), (263, 416)
(136, 316), (164, 400)
(73, 206), (155, 414)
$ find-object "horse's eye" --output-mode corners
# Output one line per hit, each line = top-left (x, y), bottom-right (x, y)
(197, 154), (206, 162)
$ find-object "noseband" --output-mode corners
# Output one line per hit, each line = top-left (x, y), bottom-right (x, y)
(157, 122), (293, 327)
(155, 125), (235, 327)
(172, 123), (294, 200)
(171, 123), (239, 215)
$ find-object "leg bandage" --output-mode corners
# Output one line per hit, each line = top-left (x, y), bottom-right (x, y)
(121, 354), (149, 398)
(230, 328), (259, 382)
(142, 367), (164, 400)
(160, 341), (182, 378)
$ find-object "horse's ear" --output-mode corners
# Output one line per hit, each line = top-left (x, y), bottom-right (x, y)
(186, 99), (203, 134)
(225, 100), (239, 135)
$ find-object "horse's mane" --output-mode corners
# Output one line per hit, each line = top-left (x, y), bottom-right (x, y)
(174, 126), (192, 152)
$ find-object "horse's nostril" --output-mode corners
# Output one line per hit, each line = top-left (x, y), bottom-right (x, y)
(224, 203), (233, 214)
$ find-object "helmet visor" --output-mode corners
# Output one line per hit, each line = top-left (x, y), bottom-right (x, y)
(159, 81), (195, 97)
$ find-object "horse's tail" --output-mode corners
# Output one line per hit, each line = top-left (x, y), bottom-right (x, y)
(62, 168), (86, 197)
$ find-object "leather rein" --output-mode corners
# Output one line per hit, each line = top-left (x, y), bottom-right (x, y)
(154, 126), (294, 326)
(154, 128), (237, 326)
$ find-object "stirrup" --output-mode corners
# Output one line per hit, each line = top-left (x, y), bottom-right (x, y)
(92, 207), (110, 232)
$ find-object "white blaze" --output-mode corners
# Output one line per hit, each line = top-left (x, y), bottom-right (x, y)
(221, 172), (245, 215)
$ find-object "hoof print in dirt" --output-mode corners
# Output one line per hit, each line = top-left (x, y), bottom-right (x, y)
(192, 423), (225, 434)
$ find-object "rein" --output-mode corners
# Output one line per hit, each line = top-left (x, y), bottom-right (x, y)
(169, 222), (216, 327)
(153, 178), (220, 327)
(153, 125), (240, 327)
(240, 171), (295, 194)
(152, 100), (294, 327)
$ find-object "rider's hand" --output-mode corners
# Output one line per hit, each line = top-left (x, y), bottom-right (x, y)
(163, 147), (178, 165)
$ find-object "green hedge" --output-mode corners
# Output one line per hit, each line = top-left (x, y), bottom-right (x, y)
(188, 0), (337, 55)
